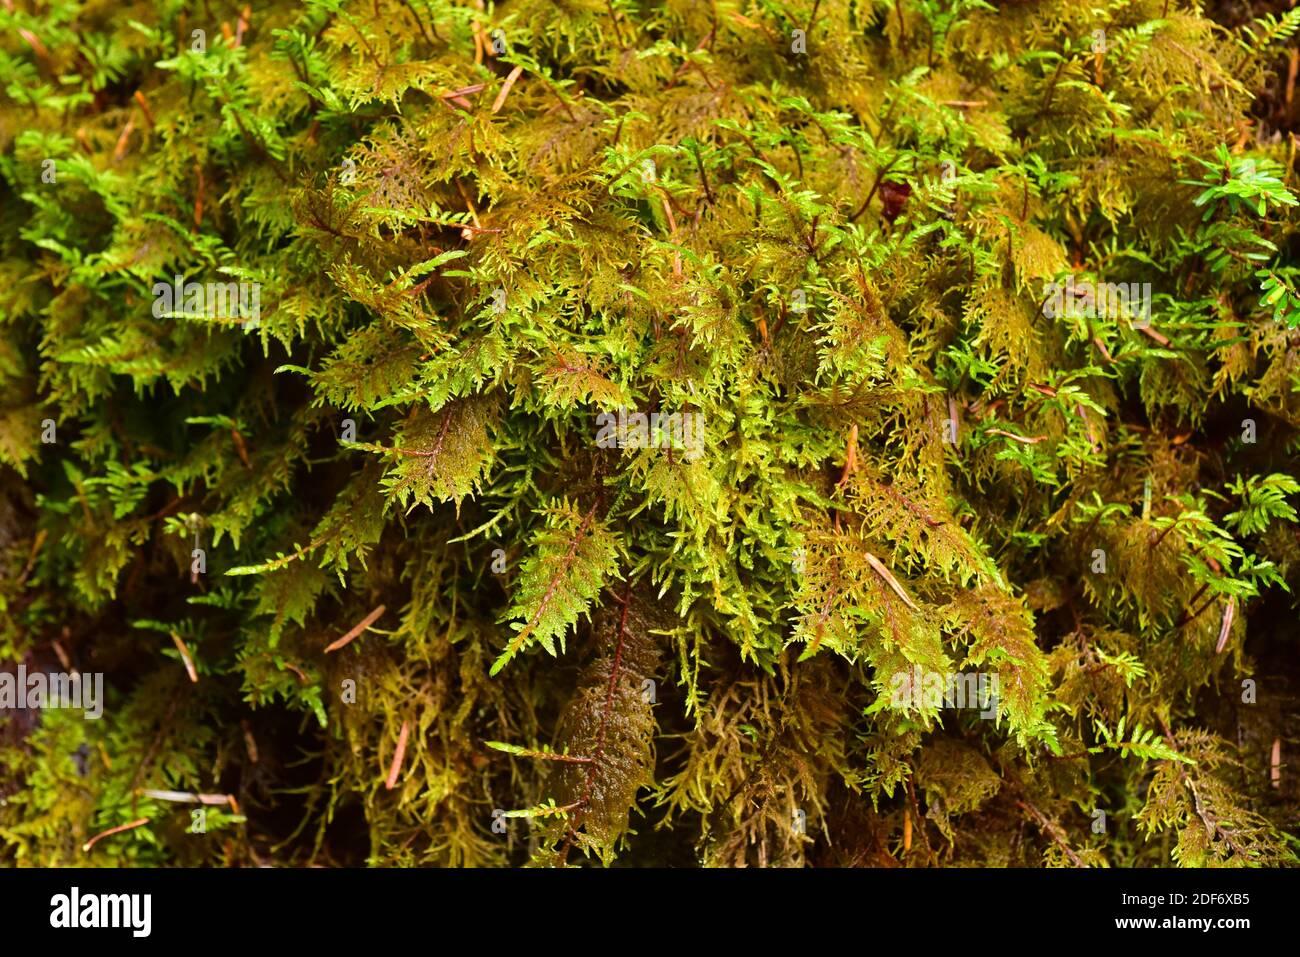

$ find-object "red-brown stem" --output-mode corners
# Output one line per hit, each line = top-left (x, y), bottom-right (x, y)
(83, 818), (150, 853)
(325, 604), (387, 653)
(385, 720), (410, 790)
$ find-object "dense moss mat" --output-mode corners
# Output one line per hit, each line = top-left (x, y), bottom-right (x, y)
(1, 1), (1298, 867)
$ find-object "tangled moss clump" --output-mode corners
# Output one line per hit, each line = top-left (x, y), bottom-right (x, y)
(1, 0), (1299, 867)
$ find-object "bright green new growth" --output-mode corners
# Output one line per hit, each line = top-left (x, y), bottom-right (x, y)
(1, 0), (1298, 867)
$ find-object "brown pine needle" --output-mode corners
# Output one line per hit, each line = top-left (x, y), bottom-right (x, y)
(18, 28), (51, 66)
(170, 631), (199, 683)
(987, 428), (1046, 445)
(138, 789), (235, 806)
(195, 163), (205, 227)
(281, 660), (310, 684)
(836, 423), (859, 487)
(16, 528), (46, 587)
(113, 116), (136, 162)
(442, 83), (487, 99)
(1215, 597), (1235, 654)
(492, 65), (523, 113)
(51, 636), (77, 676)
(455, 178), (482, 228)
(231, 428), (252, 468)
(1138, 324), (1171, 346)
(661, 195), (678, 235)
(133, 90), (155, 128)
(385, 720), (410, 790)
(864, 552), (919, 611)
(83, 817), (150, 853)
(325, 604), (387, 653)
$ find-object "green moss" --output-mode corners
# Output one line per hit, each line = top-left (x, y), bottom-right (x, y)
(1, 0), (1298, 867)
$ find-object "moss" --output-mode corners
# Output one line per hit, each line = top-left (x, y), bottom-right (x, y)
(1, 0), (1298, 867)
